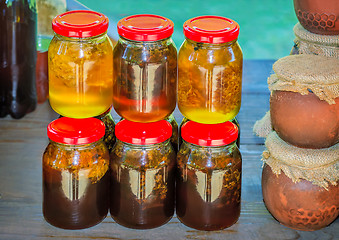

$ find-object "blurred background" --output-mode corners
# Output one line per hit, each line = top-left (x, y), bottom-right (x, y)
(77, 0), (299, 59)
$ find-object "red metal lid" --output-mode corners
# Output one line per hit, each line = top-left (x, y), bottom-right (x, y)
(47, 117), (105, 145)
(181, 121), (238, 147)
(52, 10), (109, 38)
(117, 14), (174, 41)
(183, 16), (240, 44)
(115, 120), (172, 145)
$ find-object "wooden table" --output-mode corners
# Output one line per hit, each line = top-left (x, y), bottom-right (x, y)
(0, 60), (337, 240)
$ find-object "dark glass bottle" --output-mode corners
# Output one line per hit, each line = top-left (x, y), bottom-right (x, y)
(0, 0), (37, 119)
(177, 121), (242, 231)
(110, 120), (176, 229)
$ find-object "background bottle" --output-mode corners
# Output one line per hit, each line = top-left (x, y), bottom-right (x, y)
(0, 0), (37, 119)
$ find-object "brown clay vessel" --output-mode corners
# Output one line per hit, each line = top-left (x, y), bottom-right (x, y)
(270, 90), (339, 149)
(293, 0), (339, 35)
(262, 164), (339, 231)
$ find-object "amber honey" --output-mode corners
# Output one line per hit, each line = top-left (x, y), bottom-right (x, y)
(113, 15), (177, 122)
(49, 34), (113, 118)
(178, 16), (243, 124)
(113, 38), (177, 122)
(178, 39), (242, 124)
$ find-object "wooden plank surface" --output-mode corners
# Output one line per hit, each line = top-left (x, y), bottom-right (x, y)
(0, 60), (338, 240)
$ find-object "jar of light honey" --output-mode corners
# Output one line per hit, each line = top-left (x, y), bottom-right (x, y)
(178, 16), (243, 124)
(49, 10), (113, 118)
(113, 14), (177, 123)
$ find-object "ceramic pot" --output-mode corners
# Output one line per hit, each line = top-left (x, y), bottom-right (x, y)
(270, 90), (339, 149)
(293, 0), (339, 35)
(262, 164), (339, 231)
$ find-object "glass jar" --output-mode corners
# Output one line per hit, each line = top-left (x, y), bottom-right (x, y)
(177, 121), (242, 231)
(113, 14), (177, 123)
(49, 10), (113, 118)
(36, 0), (66, 103)
(43, 117), (110, 229)
(178, 16), (243, 124)
(95, 106), (116, 153)
(0, 0), (37, 119)
(110, 120), (176, 229)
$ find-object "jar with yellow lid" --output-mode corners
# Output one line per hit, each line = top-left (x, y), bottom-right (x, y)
(178, 16), (243, 124)
(48, 10), (113, 118)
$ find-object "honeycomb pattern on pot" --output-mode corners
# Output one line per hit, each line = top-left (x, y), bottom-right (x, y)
(287, 205), (338, 229)
(297, 10), (336, 30)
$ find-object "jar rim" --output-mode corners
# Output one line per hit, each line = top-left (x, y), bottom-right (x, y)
(181, 121), (239, 146)
(52, 10), (109, 38)
(47, 117), (105, 145)
(115, 120), (172, 145)
(183, 15), (239, 44)
(117, 14), (174, 41)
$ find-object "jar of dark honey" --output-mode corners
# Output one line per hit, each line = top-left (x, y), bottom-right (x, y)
(42, 117), (110, 229)
(178, 16), (243, 124)
(113, 14), (177, 123)
(177, 121), (242, 231)
(110, 119), (176, 229)
(49, 10), (113, 118)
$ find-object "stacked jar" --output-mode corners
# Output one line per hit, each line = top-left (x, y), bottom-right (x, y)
(43, 10), (115, 229)
(110, 14), (178, 229)
(176, 16), (243, 230)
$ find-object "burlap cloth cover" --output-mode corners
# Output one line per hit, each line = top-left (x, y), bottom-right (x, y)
(253, 111), (272, 138)
(254, 54), (339, 137)
(262, 131), (339, 189)
(268, 54), (339, 104)
(293, 23), (339, 59)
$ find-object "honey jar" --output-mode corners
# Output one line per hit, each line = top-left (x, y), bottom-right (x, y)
(110, 120), (176, 229)
(49, 10), (113, 118)
(43, 117), (110, 229)
(113, 14), (177, 122)
(177, 121), (242, 230)
(178, 16), (243, 124)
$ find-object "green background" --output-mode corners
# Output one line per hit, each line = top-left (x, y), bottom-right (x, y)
(78, 0), (299, 59)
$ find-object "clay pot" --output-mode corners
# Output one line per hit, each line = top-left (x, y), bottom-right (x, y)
(270, 90), (339, 149)
(262, 164), (339, 231)
(293, 0), (339, 35)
